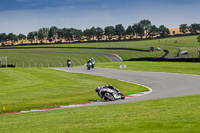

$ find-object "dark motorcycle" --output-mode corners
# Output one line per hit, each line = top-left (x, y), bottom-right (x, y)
(87, 62), (92, 70)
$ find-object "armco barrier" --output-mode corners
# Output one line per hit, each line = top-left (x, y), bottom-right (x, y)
(0, 64), (15, 68)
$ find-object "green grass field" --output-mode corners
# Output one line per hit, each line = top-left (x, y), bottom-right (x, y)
(0, 68), (147, 113)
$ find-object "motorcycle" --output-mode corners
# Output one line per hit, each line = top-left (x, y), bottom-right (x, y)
(87, 62), (92, 70)
(99, 87), (125, 101)
(91, 61), (95, 69)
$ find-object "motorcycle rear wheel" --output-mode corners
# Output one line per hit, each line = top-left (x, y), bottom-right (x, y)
(104, 93), (115, 101)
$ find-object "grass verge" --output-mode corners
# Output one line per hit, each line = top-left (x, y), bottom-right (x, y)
(95, 61), (200, 75)
(0, 94), (200, 133)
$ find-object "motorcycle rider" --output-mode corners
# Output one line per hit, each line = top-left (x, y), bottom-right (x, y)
(87, 59), (92, 63)
(95, 86), (103, 98)
(91, 57), (95, 69)
(87, 59), (92, 70)
(87, 59), (92, 65)
(95, 85), (125, 100)
(95, 85), (119, 98)
(66, 58), (71, 68)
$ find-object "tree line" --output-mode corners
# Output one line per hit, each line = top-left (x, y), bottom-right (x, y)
(0, 19), (200, 46)
(179, 24), (200, 35)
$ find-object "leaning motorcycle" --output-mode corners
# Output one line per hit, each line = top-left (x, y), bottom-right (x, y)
(100, 88), (125, 101)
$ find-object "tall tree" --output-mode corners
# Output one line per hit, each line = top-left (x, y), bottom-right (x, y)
(149, 25), (158, 38)
(126, 25), (135, 39)
(132, 24), (138, 39)
(139, 19), (152, 38)
(96, 27), (104, 41)
(38, 28), (49, 43)
(69, 28), (76, 41)
(189, 24), (200, 34)
(48, 26), (58, 43)
(74, 29), (83, 42)
(158, 25), (170, 37)
(18, 34), (26, 44)
(115, 24), (125, 40)
(137, 25), (145, 39)
(27, 32), (35, 44)
(90, 27), (96, 41)
(7, 33), (17, 45)
(104, 26), (115, 40)
(61, 28), (69, 42)
(132, 23), (144, 39)
(179, 24), (188, 35)
(57, 28), (64, 42)
(0, 33), (7, 46)
(84, 29), (91, 41)
(33, 31), (38, 43)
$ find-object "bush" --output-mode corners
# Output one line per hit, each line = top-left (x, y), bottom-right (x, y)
(197, 35), (200, 44)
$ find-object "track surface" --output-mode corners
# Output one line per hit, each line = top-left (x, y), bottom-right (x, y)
(51, 67), (200, 107)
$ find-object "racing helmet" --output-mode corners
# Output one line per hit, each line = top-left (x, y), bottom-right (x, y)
(95, 86), (100, 92)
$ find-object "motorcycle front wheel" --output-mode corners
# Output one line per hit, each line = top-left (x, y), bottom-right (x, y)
(119, 93), (125, 99)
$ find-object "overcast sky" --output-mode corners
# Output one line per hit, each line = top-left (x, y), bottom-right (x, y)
(0, 0), (199, 35)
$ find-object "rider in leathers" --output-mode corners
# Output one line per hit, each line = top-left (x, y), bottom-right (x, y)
(95, 85), (119, 98)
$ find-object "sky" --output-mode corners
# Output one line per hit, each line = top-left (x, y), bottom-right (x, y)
(0, 0), (199, 35)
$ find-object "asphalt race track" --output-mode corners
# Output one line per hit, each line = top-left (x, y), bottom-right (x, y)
(51, 67), (200, 107)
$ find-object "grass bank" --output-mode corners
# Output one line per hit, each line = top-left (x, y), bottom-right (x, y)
(0, 49), (110, 67)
